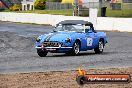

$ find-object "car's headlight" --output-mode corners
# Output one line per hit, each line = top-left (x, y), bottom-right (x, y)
(65, 38), (71, 43)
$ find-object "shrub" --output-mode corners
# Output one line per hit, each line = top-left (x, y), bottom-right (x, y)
(34, 0), (46, 10)
(9, 4), (22, 11)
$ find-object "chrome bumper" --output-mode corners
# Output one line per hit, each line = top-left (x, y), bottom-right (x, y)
(35, 46), (72, 49)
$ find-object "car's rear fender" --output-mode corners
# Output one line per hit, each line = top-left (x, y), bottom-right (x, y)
(96, 32), (107, 43)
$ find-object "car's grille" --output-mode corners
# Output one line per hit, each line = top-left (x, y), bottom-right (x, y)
(43, 42), (61, 47)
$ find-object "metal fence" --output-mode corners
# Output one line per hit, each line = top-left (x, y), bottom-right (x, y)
(0, 1), (132, 17)
(45, 1), (132, 17)
(46, 2), (100, 10)
(123, 0), (132, 3)
(46, 2), (73, 10)
(122, 3), (132, 9)
(109, 2), (132, 10)
(46, 1), (132, 10)
(46, 2), (100, 16)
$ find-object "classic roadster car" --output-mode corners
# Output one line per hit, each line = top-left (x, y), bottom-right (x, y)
(35, 20), (108, 57)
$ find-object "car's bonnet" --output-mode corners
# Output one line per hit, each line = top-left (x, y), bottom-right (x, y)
(44, 32), (75, 42)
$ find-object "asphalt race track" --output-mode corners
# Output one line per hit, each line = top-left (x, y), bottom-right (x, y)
(0, 21), (132, 73)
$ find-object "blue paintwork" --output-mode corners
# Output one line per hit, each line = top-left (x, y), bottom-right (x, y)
(35, 30), (108, 53)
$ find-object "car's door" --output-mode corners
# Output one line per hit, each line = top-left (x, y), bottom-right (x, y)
(85, 27), (98, 50)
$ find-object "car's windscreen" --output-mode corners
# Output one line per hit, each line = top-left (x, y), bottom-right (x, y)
(54, 24), (84, 32)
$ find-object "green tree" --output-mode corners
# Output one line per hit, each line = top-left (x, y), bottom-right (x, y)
(34, 0), (46, 10)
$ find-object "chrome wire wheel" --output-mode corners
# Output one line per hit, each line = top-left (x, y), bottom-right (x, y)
(73, 42), (80, 55)
(65, 41), (80, 56)
(94, 40), (104, 54)
(99, 41), (104, 52)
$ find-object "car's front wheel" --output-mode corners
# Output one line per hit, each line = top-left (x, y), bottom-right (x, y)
(37, 49), (48, 57)
(65, 41), (80, 56)
(94, 40), (104, 54)
(71, 41), (80, 55)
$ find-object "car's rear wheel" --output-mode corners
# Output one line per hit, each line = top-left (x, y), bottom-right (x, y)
(94, 40), (104, 54)
(37, 49), (48, 57)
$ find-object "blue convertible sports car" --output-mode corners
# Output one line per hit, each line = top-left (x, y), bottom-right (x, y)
(35, 20), (108, 57)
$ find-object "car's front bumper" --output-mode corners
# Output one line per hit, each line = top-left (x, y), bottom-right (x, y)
(35, 46), (72, 53)
(35, 46), (72, 49)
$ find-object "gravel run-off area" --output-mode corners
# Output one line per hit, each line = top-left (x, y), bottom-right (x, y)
(0, 21), (132, 88)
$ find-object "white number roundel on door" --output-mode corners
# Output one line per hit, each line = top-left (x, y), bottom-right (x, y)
(87, 38), (93, 46)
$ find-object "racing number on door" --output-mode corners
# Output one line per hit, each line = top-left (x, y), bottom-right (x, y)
(87, 38), (93, 46)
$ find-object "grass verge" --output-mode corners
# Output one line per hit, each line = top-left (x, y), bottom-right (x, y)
(1, 9), (132, 17)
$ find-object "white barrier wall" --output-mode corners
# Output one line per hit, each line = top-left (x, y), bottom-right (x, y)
(0, 12), (132, 32)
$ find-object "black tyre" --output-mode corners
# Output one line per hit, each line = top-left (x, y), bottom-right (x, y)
(37, 49), (48, 57)
(94, 40), (104, 54)
(76, 76), (87, 85)
(71, 41), (80, 55)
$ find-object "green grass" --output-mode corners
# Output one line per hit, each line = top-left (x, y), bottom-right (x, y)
(106, 9), (132, 17)
(98, 9), (132, 17)
(1, 9), (132, 17)
(97, 3), (132, 17)
(4, 9), (73, 16)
